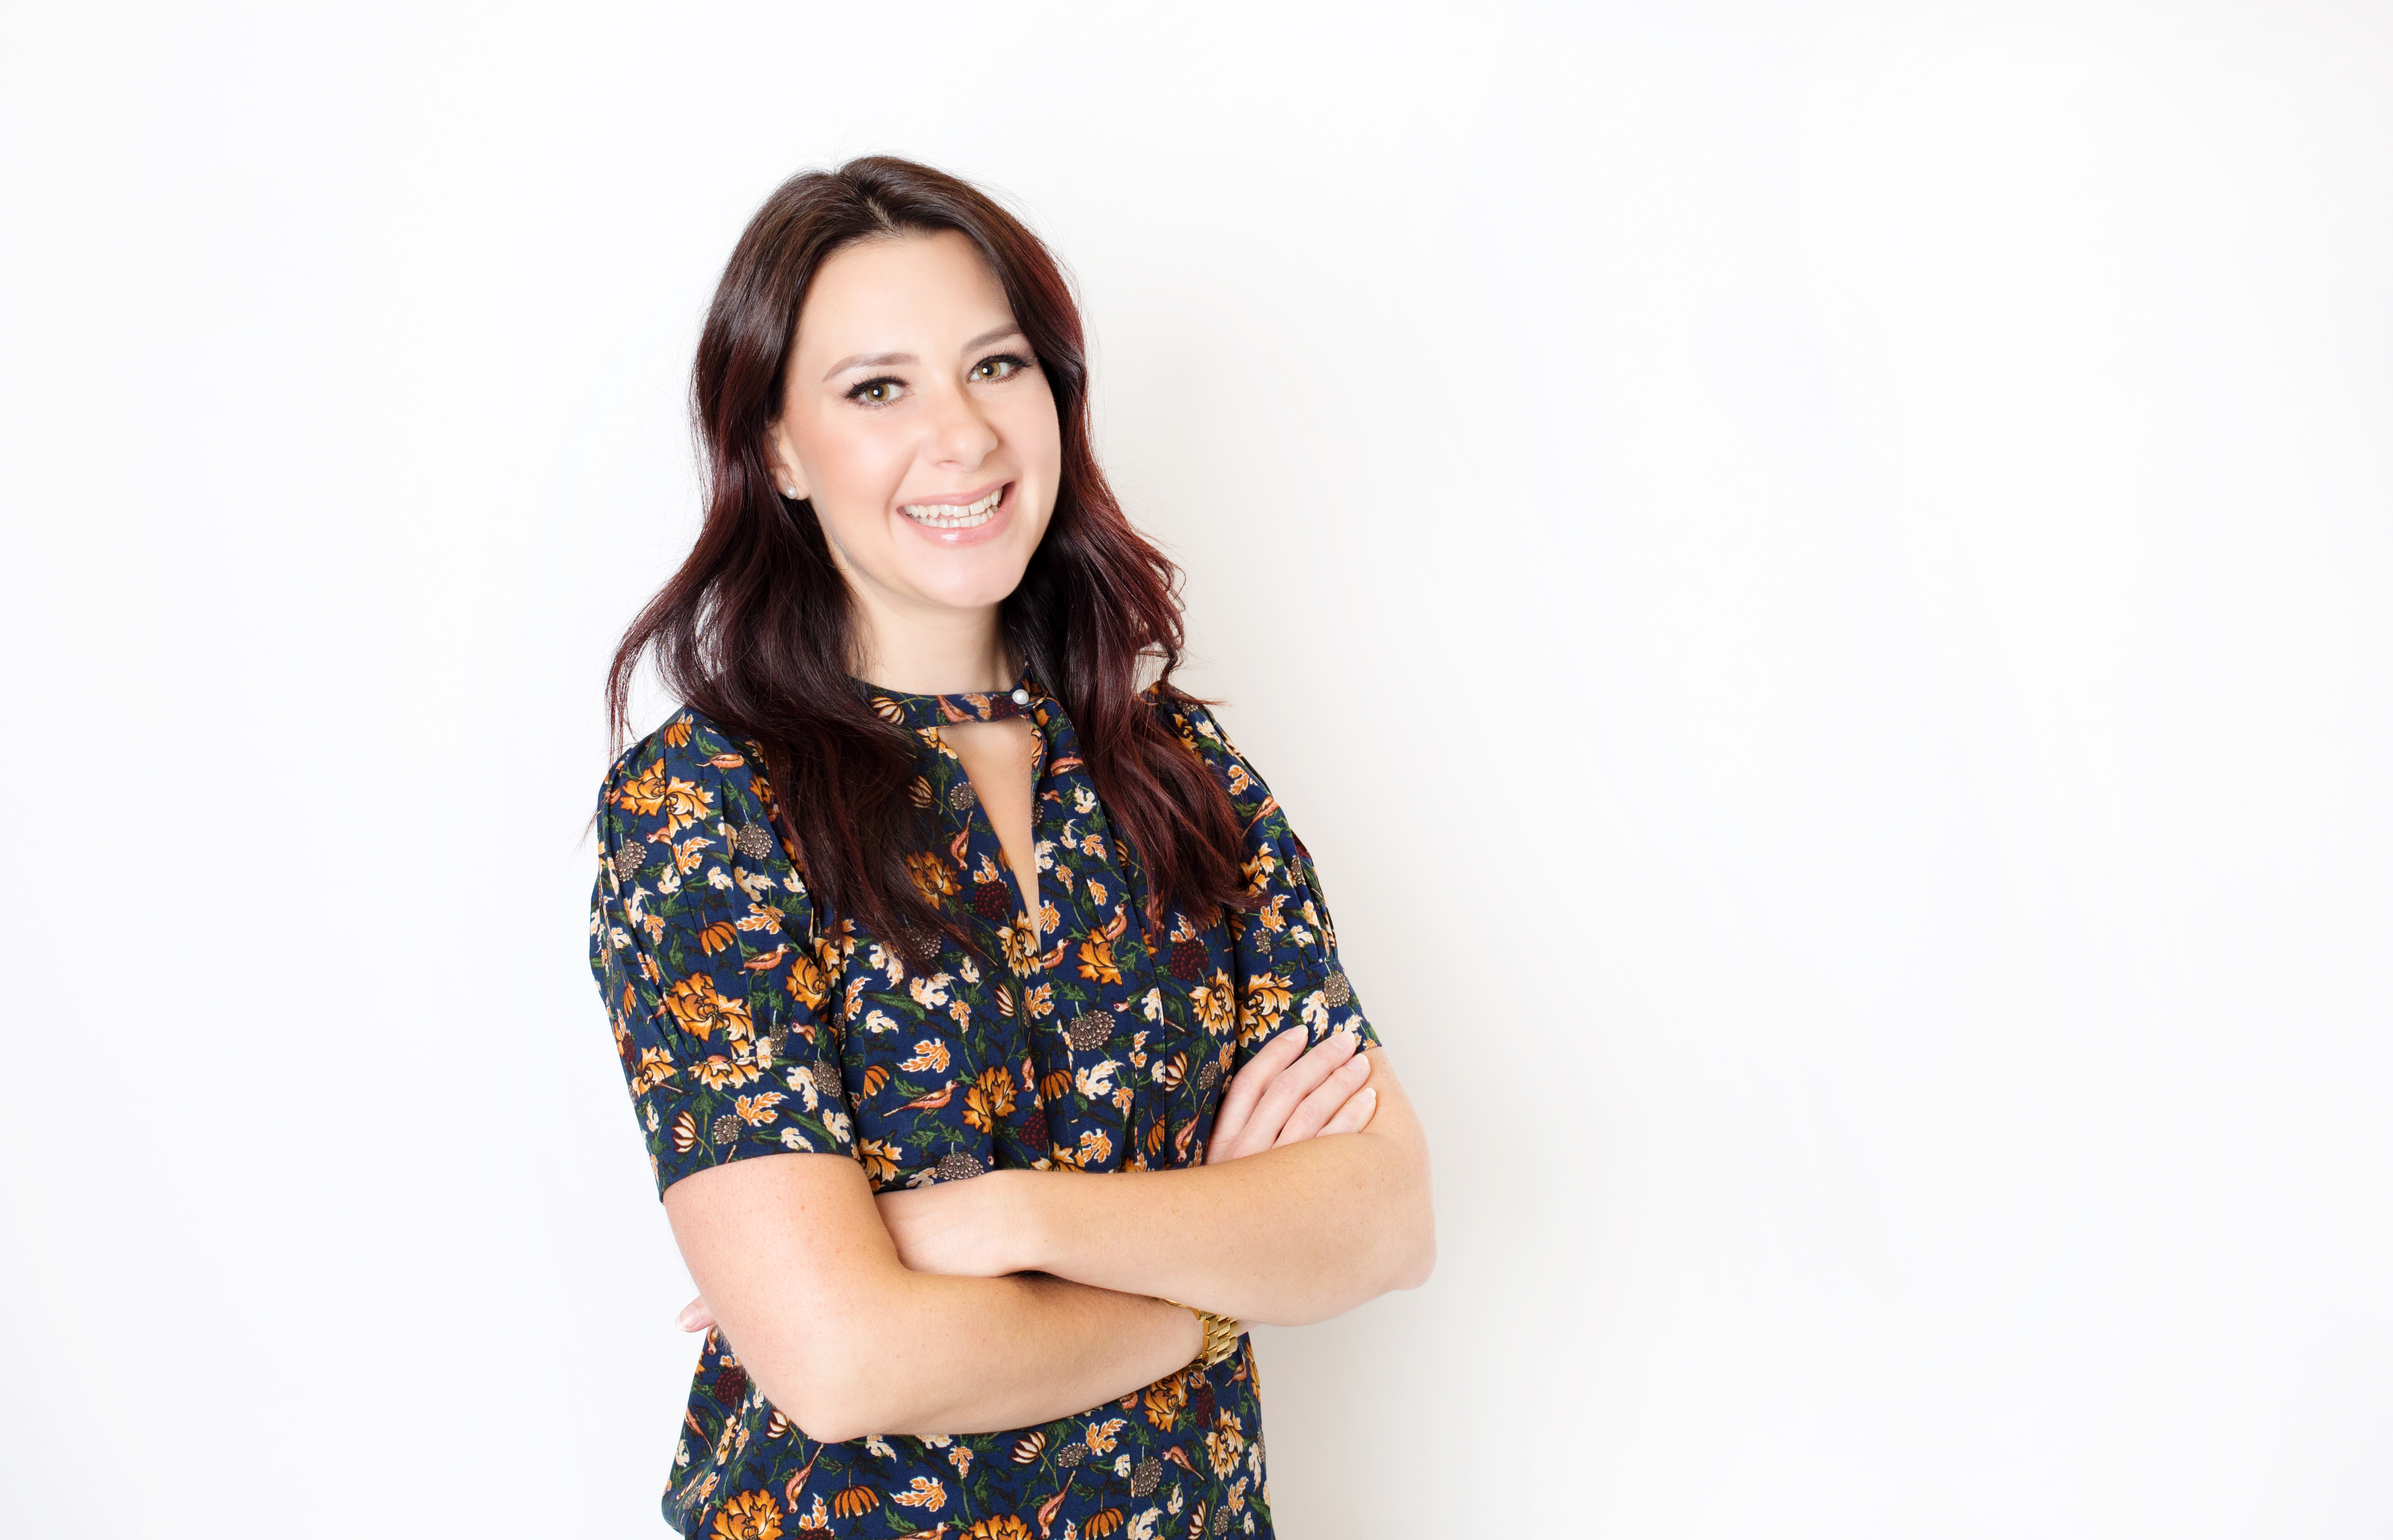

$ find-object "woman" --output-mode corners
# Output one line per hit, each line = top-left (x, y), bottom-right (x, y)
(589, 157), (1434, 1540)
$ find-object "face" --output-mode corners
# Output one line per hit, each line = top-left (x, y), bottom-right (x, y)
(769, 230), (1062, 636)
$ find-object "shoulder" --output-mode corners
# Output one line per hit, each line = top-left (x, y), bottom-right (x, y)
(598, 709), (772, 819)
(1142, 684), (1275, 820)
(1144, 683), (1238, 759)
(595, 708), (792, 880)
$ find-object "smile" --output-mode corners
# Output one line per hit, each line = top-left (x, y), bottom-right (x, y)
(901, 485), (1007, 529)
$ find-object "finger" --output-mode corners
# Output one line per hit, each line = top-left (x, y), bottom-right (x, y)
(1209, 1027), (1308, 1163)
(1241, 1029), (1359, 1153)
(1214, 1025), (1306, 1137)
(1274, 1050), (1374, 1146)
(1317, 1086), (1378, 1137)
(677, 1296), (715, 1333)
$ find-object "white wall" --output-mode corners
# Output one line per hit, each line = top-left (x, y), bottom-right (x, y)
(5, 3), (2389, 1535)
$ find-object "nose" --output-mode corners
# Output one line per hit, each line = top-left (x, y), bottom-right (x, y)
(922, 377), (1000, 470)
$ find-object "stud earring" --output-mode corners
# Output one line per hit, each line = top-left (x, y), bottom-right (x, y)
(781, 486), (799, 500)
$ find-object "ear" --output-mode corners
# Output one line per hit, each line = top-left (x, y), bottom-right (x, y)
(765, 419), (809, 501)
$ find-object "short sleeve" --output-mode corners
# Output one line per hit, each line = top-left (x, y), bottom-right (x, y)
(587, 711), (856, 1196)
(1162, 695), (1379, 1062)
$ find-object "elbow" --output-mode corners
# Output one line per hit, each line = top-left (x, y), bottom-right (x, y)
(755, 1357), (886, 1447)
(1378, 1138), (1426, 1291)
(748, 1362), (852, 1445)
(738, 1321), (905, 1447)
(785, 1408), (875, 1447)
(1385, 1198), (1437, 1293)
(1389, 1224), (1437, 1293)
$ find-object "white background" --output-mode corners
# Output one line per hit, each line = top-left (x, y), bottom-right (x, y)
(4, 2), (2390, 1535)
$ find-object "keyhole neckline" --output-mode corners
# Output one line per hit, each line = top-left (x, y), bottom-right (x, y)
(857, 670), (1043, 731)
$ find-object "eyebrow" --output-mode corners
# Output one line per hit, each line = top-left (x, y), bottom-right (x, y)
(819, 325), (1027, 383)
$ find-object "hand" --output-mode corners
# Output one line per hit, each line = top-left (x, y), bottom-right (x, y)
(872, 1176), (1024, 1278)
(1206, 1026), (1376, 1165)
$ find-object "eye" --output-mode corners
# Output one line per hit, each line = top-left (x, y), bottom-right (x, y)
(846, 376), (906, 406)
(970, 353), (1034, 383)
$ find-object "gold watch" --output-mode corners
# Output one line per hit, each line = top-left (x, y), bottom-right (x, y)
(1162, 1299), (1243, 1369)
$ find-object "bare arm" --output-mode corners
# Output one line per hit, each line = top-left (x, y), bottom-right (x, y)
(663, 1151), (1200, 1443)
(878, 1043), (1435, 1326)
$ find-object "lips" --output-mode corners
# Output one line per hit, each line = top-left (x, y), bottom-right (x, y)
(900, 484), (1006, 529)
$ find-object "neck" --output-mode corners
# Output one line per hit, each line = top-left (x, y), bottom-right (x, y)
(849, 594), (1014, 696)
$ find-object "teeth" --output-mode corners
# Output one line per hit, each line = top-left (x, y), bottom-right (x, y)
(902, 487), (1004, 527)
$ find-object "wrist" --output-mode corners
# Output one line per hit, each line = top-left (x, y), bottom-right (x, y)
(1000, 1166), (1071, 1274)
(1163, 1296), (1205, 1368)
(1160, 1298), (1243, 1369)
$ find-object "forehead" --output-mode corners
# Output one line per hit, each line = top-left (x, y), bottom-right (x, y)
(793, 230), (1014, 359)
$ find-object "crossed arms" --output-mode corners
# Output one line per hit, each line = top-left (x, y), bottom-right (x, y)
(662, 1028), (1434, 1444)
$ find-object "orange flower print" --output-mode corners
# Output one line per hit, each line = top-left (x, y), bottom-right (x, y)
(710, 1488), (780, 1540)
(655, 775), (713, 837)
(904, 851), (959, 900)
(785, 951), (829, 1010)
(630, 1046), (677, 1094)
(611, 756), (670, 816)
(1022, 982), (1054, 1018)
(1205, 1413), (1246, 1477)
(659, 715), (695, 748)
(1240, 974), (1292, 1041)
(1075, 935), (1121, 986)
(857, 1139), (902, 1185)
(1142, 1368), (1189, 1429)
(693, 1055), (761, 1090)
(899, 1040), (951, 1074)
(1000, 921), (1040, 977)
(664, 974), (753, 1044)
(964, 1066), (1017, 1132)
(1190, 969), (1237, 1038)
(959, 1518), (1033, 1540)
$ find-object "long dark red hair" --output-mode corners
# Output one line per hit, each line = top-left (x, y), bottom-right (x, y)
(607, 156), (1245, 956)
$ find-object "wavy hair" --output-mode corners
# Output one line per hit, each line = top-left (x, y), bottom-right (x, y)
(607, 157), (1245, 957)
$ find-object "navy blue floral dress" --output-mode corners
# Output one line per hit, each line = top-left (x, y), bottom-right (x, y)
(588, 678), (1377, 1540)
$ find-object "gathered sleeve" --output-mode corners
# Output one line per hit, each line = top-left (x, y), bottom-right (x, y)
(587, 712), (856, 1197)
(1160, 695), (1381, 1065)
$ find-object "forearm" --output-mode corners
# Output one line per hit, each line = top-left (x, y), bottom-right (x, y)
(665, 1153), (1199, 1446)
(1036, 1140), (1428, 1325)
(1017, 1120), (1434, 1327)
(783, 1269), (1197, 1442)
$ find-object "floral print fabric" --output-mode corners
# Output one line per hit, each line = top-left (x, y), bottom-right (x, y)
(588, 679), (1376, 1540)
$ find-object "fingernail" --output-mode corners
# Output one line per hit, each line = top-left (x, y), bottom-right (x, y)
(676, 1303), (701, 1329)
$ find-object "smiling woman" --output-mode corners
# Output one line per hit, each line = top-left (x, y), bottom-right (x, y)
(592, 158), (1433, 1540)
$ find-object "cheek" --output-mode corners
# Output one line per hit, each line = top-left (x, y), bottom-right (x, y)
(1002, 388), (1066, 487)
(800, 418), (910, 521)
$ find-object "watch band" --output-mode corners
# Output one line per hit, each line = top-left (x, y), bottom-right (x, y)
(1162, 1298), (1243, 1369)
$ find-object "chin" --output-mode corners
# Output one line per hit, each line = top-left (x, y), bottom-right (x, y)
(908, 563), (1035, 613)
